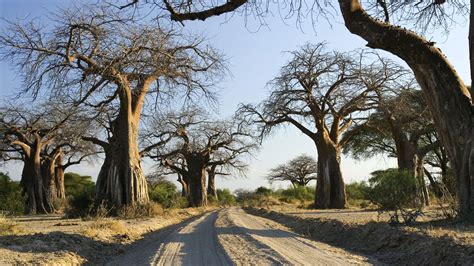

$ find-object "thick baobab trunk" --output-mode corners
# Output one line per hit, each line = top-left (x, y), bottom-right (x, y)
(186, 157), (207, 207)
(207, 170), (218, 201)
(314, 136), (346, 209)
(95, 130), (149, 208)
(339, 0), (474, 219)
(41, 154), (66, 211)
(95, 87), (149, 209)
(41, 156), (58, 204)
(21, 144), (53, 214)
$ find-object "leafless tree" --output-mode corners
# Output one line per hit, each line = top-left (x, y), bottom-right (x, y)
(143, 109), (257, 207)
(266, 154), (317, 187)
(0, 5), (226, 209)
(238, 44), (400, 209)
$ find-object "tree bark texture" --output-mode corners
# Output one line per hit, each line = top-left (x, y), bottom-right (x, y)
(314, 135), (346, 209)
(41, 156), (58, 204)
(54, 157), (66, 199)
(339, 0), (474, 218)
(20, 141), (54, 214)
(186, 155), (208, 207)
(207, 170), (218, 201)
(95, 85), (149, 208)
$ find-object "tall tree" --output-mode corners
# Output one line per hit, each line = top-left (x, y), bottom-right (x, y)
(239, 44), (397, 209)
(0, 6), (225, 209)
(338, 0), (473, 218)
(267, 154), (317, 187)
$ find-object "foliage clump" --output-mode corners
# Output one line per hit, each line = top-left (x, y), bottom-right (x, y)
(148, 179), (183, 208)
(365, 169), (423, 224)
(216, 189), (237, 206)
(345, 182), (371, 208)
(255, 186), (272, 196)
(236, 186), (315, 208)
(279, 186), (315, 203)
(0, 172), (25, 215)
(64, 173), (96, 217)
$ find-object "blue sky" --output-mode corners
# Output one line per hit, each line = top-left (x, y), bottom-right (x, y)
(0, 0), (470, 191)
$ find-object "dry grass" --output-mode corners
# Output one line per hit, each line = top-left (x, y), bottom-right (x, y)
(0, 215), (23, 236)
(83, 220), (128, 238)
(117, 202), (164, 219)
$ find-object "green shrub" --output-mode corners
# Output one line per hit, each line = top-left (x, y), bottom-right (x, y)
(0, 172), (25, 215)
(64, 172), (95, 199)
(173, 196), (189, 209)
(235, 188), (282, 208)
(65, 183), (95, 218)
(255, 186), (272, 196)
(280, 186), (314, 203)
(63, 172), (96, 217)
(345, 181), (371, 208)
(216, 189), (236, 206)
(366, 169), (422, 224)
(148, 179), (181, 208)
(346, 182), (369, 201)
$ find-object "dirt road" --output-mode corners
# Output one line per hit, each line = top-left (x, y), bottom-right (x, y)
(108, 207), (372, 265)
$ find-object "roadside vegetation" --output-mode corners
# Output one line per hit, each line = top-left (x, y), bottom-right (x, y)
(0, 0), (473, 264)
(0, 173), (24, 215)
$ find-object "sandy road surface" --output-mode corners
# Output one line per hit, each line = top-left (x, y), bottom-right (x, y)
(108, 207), (372, 265)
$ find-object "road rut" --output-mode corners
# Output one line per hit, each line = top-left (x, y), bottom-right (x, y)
(108, 207), (372, 265)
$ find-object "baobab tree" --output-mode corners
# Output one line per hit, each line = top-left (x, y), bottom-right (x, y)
(266, 154), (317, 187)
(344, 88), (440, 205)
(0, 104), (83, 214)
(41, 130), (97, 203)
(336, 3), (473, 217)
(0, 6), (225, 209)
(144, 109), (257, 207)
(121, 0), (474, 219)
(239, 44), (400, 209)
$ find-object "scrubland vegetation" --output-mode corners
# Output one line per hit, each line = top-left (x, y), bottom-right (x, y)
(1, 0), (473, 264)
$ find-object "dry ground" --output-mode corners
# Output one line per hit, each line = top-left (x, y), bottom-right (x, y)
(1, 205), (473, 265)
(246, 206), (474, 265)
(0, 208), (209, 265)
(107, 207), (371, 265)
